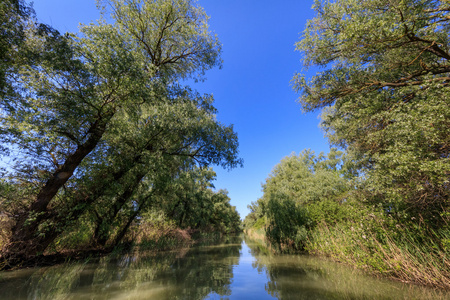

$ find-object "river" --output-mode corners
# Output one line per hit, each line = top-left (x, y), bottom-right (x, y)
(0, 235), (448, 299)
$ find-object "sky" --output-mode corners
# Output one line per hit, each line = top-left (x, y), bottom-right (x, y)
(32, 0), (330, 218)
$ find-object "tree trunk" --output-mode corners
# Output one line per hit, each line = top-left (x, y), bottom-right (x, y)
(112, 195), (152, 248)
(93, 171), (147, 247)
(4, 115), (112, 261)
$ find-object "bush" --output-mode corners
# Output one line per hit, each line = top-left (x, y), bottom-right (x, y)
(132, 210), (192, 251)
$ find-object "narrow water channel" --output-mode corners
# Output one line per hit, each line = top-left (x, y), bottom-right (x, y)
(0, 235), (448, 299)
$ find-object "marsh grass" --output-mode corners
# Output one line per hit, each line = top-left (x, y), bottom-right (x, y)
(306, 222), (450, 289)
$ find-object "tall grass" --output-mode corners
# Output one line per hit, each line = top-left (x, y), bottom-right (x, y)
(131, 212), (193, 251)
(306, 222), (450, 289)
(244, 228), (266, 242)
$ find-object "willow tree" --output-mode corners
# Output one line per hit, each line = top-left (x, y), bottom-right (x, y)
(1, 0), (241, 265)
(255, 150), (349, 250)
(142, 166), (241, 234)
(84, 90), (241, 247)
(294, 0), (450, 221)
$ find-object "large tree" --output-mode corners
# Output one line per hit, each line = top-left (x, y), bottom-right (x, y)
(0, 0), (241, 265)
(294, 0), (450, 220)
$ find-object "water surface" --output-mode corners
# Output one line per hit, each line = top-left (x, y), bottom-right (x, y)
(0, 235), (447, 299)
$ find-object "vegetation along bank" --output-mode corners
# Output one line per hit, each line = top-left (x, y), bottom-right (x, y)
(245, 0), (449, 289)
(1, 0), (449, 291)
(0, 0), (242, 270)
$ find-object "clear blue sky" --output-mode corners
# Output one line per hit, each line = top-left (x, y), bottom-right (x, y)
(33, 0), (329, 219)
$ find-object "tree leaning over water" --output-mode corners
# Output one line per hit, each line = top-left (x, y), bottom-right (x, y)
(0, 0), (242, 266)
(293, 0), (449, 222)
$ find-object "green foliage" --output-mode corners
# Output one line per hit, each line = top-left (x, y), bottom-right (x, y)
(148, 166), (242, 235)
(244, 0), (450, 287)
(132, 210), (191, 251)
(103, 0), (222, 79)
(249, 146), (450, 286)
(287, 1), (450, 284)
(0, 0), (32, 96)
(0, 0), (242, 262)
(261, 149), (350, 207)
(245, 149), (351, 251)
(307, 197), (349, 226)
(253, 217), (265, 230)
(293, 0), (450, 221)
(246, 144), (449, 286)
(243, 200), (264, 229)
(51, 216), (94, 251)
(265, 195), (310, 251)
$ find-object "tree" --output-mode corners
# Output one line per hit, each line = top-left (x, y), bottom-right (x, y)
(243, 200), (264, 229)
(0, 0), (241, 265)
(147, 166), (241, 234)
(293, 0), (450, 220)
(255, 150), (350, 250)
(261, 149), (349, 206)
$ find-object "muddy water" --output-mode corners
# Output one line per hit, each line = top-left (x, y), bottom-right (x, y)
(0, 235), (448, 299)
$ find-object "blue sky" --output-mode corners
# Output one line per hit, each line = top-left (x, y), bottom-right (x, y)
(33, 0), (329, 218)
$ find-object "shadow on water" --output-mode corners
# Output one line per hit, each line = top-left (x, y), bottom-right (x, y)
(0, 234), (448, 299)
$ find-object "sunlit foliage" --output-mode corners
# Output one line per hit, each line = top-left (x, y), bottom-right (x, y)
(293, 0), (450, 221)
(244, 149), (351, 250)
(0, 0), (242, 266)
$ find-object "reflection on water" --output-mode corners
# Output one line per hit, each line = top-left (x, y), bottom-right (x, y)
(243, 236), (449, 300)
(0, 235), (448, 299)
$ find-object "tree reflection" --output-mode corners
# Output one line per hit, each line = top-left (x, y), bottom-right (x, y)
(1, 235), (446, 300)
(244, 236), (448, 300)
(0, 236), (242, 300)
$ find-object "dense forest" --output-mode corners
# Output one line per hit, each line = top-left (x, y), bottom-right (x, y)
(0, 0), (242, 269)
(244, 0), (449, 288)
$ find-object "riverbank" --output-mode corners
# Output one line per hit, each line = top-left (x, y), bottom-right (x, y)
(2, 234), (448, 299)
(243, 150), (449, 291)
(245, 227), (450, 290)
(0, 228), (237, 271)
(306, 222), (450, 289)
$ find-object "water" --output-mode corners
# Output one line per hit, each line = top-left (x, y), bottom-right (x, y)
(0, 235), (448, 299)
